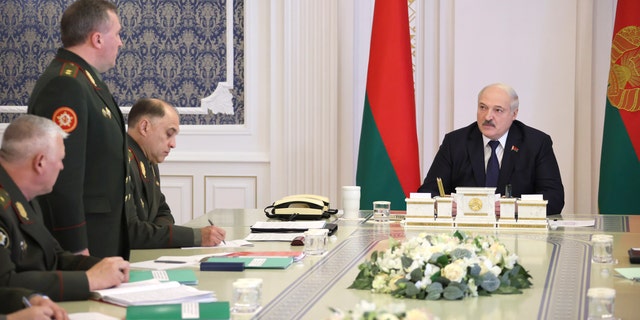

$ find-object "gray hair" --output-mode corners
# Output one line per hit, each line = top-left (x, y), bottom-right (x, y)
(478, 83), (519, 112)
(0, 115), (68, 163)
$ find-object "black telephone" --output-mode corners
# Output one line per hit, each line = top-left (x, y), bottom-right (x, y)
(264, 194), (337, 220)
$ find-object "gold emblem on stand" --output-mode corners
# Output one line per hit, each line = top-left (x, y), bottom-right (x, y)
(15, 202), (28, 220)
(468, 198), (483, 212)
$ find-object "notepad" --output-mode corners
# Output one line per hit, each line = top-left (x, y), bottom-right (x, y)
(129, 269), (198, 285)
(92, 279), (215, 306)
(205, 256), (294, 269)
(126, 301), (231, 320)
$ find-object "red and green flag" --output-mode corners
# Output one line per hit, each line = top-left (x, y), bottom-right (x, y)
(356, 0), (420, 210)
(599, 0), (640, 214)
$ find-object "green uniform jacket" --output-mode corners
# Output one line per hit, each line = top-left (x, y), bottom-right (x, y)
(126, 135), (197, 248)
(0, 165), (101, 301)
(0, 287), (34, 314)
(27, 48), (129, 258)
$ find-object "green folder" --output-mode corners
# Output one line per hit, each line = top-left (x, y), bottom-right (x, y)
(126, 301), (230, 320)
(129, 269), (198, 285)
(205, 256), (294, 269)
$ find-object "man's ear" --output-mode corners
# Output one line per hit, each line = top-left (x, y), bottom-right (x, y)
(90, 32), (102, 48)
(138, 118), (150, 137)
(33, 153), (46, 175)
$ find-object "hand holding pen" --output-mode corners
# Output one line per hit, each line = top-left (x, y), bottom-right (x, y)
(201, 218), (227, 246)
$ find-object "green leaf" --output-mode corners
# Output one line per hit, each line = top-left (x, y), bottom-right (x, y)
(436, 254), (450, 267)
(495, 286), (523, 294)
(480, 273), (500, 292)
(469, 264), (481, 277)
(450, 248), (473, 260)
(401, 255), (414, 269)
(453, 230), (466, 241)
(410, 267), (423, 282)
(443, 285), (464, 300)
(426, 282), (443, 300)
(404, 282), (421, 297)
(348, 278), (373, 290)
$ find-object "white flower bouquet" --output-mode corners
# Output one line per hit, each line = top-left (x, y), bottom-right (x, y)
(348, 231), (532, 300)
(328, 300), (437, 320)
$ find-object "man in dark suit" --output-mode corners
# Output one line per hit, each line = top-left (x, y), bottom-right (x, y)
(418, 83), (564, 215)
(126, 98), (226, 248)
(0, 115), (129, 301)
(27, 0), (129, 258)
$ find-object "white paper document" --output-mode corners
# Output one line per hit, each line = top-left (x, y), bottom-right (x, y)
(181, 239), (254, 249)
(548, 219), (595, 228)
(92, 279), (215, 306)
(245, 232), (304, 242)
(69, 313), (120, 320)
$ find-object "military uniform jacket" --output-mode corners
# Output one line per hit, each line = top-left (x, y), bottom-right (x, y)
(0, 165), (100, 301)
(0, 287), (34, 314)
(126, 135), (196, 248)
(27, 48), (129, 258)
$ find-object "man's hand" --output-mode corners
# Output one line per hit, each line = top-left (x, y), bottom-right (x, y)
(25, 295), (68, 320)
(7, 306), (59, 320)
(86, 257), (130, 291)
(200, 226), (227, 247)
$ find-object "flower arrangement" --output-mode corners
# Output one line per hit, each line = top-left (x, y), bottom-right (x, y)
(348, 231), (532, 300)
(328, 301), (437, 320)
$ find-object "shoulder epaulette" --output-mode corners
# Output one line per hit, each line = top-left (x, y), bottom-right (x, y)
(59, 62), (80, 78)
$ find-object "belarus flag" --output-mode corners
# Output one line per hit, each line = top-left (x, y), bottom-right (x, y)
(598, 0), (640, 214)
(356, 0), (420, 210)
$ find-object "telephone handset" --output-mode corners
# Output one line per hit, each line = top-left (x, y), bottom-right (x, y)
(264, 194), (337, 220)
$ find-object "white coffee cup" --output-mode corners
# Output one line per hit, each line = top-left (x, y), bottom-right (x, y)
(342, 186), (361, 219)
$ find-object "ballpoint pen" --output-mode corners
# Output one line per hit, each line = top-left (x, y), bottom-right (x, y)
(208, 218), (226, 245)
(22, 296), (32, 308)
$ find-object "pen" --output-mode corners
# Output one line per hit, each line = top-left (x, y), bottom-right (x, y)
(208, 219), (226, 245)
(22, 296), (31, 308)
(154, 260), (186, 264)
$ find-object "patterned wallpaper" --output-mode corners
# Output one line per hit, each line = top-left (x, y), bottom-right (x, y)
(0, 0), (244, 125)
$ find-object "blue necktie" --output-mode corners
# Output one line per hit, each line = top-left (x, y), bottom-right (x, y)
(485, 140), (500, 187)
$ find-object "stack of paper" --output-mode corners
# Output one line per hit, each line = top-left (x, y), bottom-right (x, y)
(92, 279), (215, 306)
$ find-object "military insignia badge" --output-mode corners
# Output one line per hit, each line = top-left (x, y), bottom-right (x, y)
(83, 69), (97, 87)
(52, 107), (78, 133)
(15, 202), (28, 220)
(0, 188), (10, 209)
(139, 161), (146, 179)
(0, 227), (9, 248)
(102, 107), (112, 119)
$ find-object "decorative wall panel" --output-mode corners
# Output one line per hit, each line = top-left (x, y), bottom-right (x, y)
(204, 176), (256, 212)
(160, 175), (194, 225)
(0, 0), (244, 125)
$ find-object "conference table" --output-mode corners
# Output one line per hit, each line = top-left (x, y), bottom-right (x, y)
(58, 209), (640, 319)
